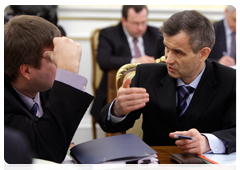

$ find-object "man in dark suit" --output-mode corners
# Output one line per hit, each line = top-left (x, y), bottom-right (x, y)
(99, 10), (236, 154)
(91, 5), (165, 123)
(208, 5), (236, 66)
(4, 15), (93, 163)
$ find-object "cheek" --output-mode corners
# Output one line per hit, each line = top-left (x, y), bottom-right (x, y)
(50, 65), (57, 78)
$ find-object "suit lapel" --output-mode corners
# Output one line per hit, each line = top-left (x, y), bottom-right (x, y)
(155, 74), (180, 129)
(143, 28), (152, 56)
(182, 60), (217, 130)
(119, 23), (132, 57)
(218, 20), (227, 52)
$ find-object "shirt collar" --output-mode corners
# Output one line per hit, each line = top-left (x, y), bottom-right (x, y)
(13, 87), (40, 111)
(177, 63), (206, 89)
(223, 18), (233, 36)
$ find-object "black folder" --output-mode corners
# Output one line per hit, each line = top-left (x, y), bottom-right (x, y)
(70, 133), (157, 164)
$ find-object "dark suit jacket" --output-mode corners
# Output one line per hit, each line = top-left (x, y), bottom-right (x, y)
(4, 80), (94, 163)
(91, 22), (165, 122)
(208, 20), (227, 62)
(99, 60), (236, 154)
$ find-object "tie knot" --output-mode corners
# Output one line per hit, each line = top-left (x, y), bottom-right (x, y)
(133, 38), (138, 43)
(177, 86), (195, 100)
(30, 103), (39, 116)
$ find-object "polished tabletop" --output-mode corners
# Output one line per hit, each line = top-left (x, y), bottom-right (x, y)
(126, 146), (237, 170)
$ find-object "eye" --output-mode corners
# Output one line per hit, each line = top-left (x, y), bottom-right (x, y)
(164, 45), (170, 52)
(174, 50), (182, 55)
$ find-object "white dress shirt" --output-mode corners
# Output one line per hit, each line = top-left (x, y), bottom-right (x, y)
(122, 26), (145, 62)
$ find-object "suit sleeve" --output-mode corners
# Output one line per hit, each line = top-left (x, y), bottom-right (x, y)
(5, 81), (94, 163)
(212, 78), (236, 154)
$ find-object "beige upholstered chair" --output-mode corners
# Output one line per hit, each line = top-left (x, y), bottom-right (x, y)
(90, 28), (120, 138)
(116, 56), (166, 139)
(90, 28), (102, 139)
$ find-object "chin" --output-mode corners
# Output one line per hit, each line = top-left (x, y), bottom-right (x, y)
(168, 71), (180, 79)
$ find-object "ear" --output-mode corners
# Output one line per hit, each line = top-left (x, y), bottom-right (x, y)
(199, 47), (211, 62)
(224, 8), (228, 16)
(19, 64), (31, 80)
(121, 17), (126, 27)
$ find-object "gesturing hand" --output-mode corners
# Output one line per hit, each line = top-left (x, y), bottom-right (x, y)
(112, 78), (149, 117)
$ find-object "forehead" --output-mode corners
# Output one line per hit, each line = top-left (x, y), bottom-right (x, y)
(164, 31), (192, 51)
(228, 10), (236, 19)
(127, 8), (148, 21)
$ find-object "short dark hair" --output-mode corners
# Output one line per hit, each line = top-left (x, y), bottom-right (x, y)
(122, 5), (148, 20)
(4, 15), (61, 82)
(160, 10), (215, 53)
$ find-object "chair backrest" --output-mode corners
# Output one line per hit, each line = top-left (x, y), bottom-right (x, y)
(116, 56), (166, 90)
(90, 28), (103, 96)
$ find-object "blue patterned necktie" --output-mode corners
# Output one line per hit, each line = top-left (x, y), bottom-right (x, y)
(176, 86), (195, 125)
(30, 103), (39, 116)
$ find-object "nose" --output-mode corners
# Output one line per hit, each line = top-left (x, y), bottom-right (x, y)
(165, 50), (175, 64)
(137, 25), (144, 33)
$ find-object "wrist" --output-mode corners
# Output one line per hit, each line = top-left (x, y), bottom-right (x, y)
(112, 104), (125, 118)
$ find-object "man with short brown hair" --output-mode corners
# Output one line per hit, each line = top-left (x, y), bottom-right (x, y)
(4, 15), (93, 163)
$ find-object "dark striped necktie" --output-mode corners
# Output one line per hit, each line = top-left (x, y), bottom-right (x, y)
(176, 86), (195, 126)
(133, 38), (141, 58)
(230, 32), (236, 60)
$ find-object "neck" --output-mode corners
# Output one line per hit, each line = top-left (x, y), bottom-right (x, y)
(11, 79), (37, 99)
(182, 62), (205, 85)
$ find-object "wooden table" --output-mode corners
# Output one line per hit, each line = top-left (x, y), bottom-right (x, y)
(127, 146), (237, 170)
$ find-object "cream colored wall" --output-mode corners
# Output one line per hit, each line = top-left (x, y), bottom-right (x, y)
(66, 5), (226, 9)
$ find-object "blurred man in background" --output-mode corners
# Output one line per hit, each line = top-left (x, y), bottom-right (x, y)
(208, 5), (236, 66)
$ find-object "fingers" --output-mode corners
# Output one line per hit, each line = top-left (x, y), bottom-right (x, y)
(169, 128), (211, 154)
(122, 78), (131, 88)
(113, 80), (149, 116)
(42, 51), (52, 60)
(219, 56), (235, 66)
(134, 56), (155, 63)
(45, 37), (82, 74)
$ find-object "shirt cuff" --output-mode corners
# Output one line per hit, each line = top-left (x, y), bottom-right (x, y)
(202, 133), (226, 154)
(55, 69), (87, 92)
(107, 98), (127, 124)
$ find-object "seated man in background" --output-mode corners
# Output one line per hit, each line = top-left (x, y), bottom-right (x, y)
(208, 5), (236, 66)
(91, 5), (165, 124)
(4, 15), (93, 163)
(99, 10), (236, 154)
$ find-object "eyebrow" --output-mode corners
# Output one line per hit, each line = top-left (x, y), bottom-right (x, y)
(163, 41), (187, 56)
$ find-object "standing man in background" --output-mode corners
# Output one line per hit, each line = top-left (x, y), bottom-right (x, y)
(91, 5), (165, 124)
(208, 5), (236, 66)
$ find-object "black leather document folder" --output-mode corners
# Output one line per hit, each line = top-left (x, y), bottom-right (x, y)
(70, 133), (157, 164)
